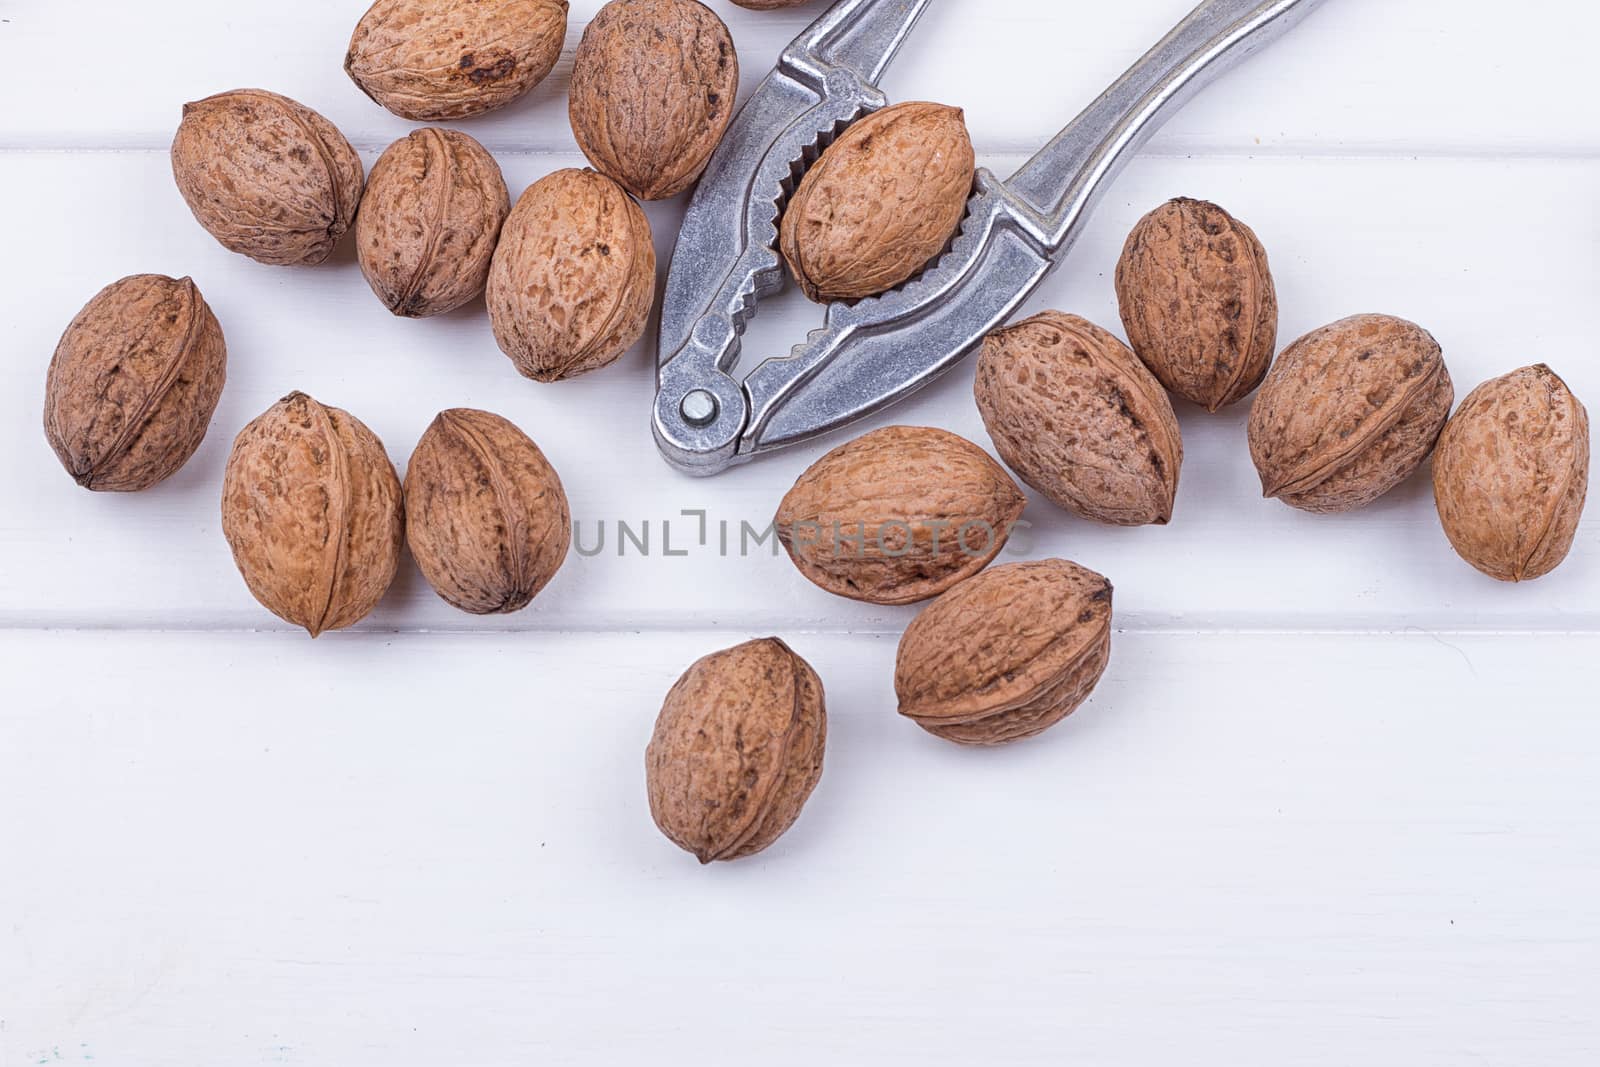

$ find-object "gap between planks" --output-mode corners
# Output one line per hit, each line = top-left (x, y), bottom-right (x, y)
(3, 624), (1598, 638)
(3, 140), (1600, 162)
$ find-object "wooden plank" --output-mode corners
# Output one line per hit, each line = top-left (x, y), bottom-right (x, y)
(2, 629), (1596, 1064)
(0, 151), (1594, 632)
(0, 1), (1596, 154)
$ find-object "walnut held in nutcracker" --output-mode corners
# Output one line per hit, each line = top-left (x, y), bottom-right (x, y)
(43, 275), (227, 492)
(405, 409), (571, 614)
(646, 638), (827, 864)
(345, 0), (569, 122)
(569, 0), (739, 201)
(775, 426), (1025, 605)
(975, 312), (1182, 526)
(896, 559), (1112, 747)
(1116, 197), (1278, 411)
(1248, 314), (1454, 514)
(357, 128), (510, 318)
(1433, 365), (1589, 582)
(780, 101), (975, 303)
(171, 89), (364, 266)
(487, 168), (656, 382)
(221, 393), (403, 637)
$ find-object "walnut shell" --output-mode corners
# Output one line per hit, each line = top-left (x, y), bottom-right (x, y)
(1433, 365), (1590, 582)
(774, 426), (1025, 605)
(896, 559), (1112, 747)
(974, 312), (1183, 526)
(405, 409), (571, 613)
(345, 0), (569, 122)
(43, 275), (227, 492)
(1115, 197), (1278, 411)
(1248, 314), (1454, 514)
(646, 638), (827, 864)
(357, 129), (511, 318)
(221, 392), (403, 637)
(486, 168), (656, 382)
(568, 0), (738, 201)
(780, 101), (975, 303)
(171, 89), (364, 267)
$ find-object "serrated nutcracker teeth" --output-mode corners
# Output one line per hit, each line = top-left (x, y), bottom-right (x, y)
(729, 118), (867, 337)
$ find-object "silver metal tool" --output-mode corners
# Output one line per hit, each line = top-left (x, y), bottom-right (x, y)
(654, 0), (1327, 475)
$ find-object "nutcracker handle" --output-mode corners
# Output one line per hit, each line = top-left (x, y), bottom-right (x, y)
(1006, 0), (1329, 248)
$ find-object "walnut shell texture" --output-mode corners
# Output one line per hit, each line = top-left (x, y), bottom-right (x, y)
(1249, 314), (1454, 514)
(172, 89), (364, 266)
(1433, 365), (1590, 582)
(357, 128), (511, 318)
(569, 0), (738, 201)
(780, 101), (975, 303)
(1116, 197), (1279, 411)
(405, 409), (572, 614)
(897, 559), (1112, 747)
(221, 393), (403, 637)
(487, 168), (656, 382)
(43, 275), (227, 492)
(975, 312), (1183, 526)
(646, 638), (827, 864)
(345, 0), (569, 122)
(774, 426), (1025, 605)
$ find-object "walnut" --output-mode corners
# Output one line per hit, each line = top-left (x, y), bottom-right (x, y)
(1116, 197), (1278, 411)
(43, 274), (227, 492)
(221, 392), (403, 636)
(357, 128), (511, 318)
(1433, 365), (1589, 582)
(646, 638), (827, 863)
(171, 89), (364, 266)
(486, 168), (656, 382)
(568, 0), (739, 201)
(345, 0), (569, 121)
(1248, 314), (1454, 513)
(774, 425), (1025, 605)
(896, 559), (1113, 746)
(780, 101), (975, 302)
(975, 312), (1183, 526)
(405, 409), (571, 613)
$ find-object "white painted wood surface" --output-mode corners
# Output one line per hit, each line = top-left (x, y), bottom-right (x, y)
(1, 1), (1596, 1064)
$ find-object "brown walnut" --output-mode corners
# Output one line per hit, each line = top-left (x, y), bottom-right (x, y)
(646, 638), (827, 863)
(568, 0), (739, 201)
(1433, 365), (1589, 582)
(1248, 314), (1454, 514)
(975, 312), (1183, 526)
(405, 409), (572, 614)
(171, 89), (364, 266)
(780, 101), (975, 303)
(896, 559), (1113, 747)
(1115, 197), (1279, 411)
(221, 392), (403, 637)
(357, 128), (511, 318)
(43, 275), (227, 493)
(487, 168), (656, 382)
(774, 426), (1025, 605)
(345, 0), (569, 122)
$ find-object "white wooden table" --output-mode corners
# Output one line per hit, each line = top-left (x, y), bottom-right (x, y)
(2, 1), (1597, 1063)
